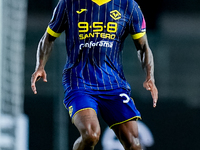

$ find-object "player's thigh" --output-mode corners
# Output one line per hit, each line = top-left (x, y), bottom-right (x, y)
(112, 120), (139, 145)
(73, 109), (101, 136)
(64, 89), (100, 135)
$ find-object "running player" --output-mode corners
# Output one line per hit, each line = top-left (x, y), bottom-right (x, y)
(31, 0), (158, 149)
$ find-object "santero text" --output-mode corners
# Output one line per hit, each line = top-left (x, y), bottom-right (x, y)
(79, 33), (116, 40)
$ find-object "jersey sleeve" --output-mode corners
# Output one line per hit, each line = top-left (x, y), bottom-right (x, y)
(129, 3), (146, 40)
(47, 0), (67, 38)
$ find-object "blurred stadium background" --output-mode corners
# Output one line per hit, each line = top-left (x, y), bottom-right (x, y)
(0, 0), (200, 149)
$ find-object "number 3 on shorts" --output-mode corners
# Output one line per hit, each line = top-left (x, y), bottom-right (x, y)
(119, 93), (130, 103)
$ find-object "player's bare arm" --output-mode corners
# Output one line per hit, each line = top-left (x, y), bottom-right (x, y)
(133, 34), (158, 107)
(31, 32), (56, 94)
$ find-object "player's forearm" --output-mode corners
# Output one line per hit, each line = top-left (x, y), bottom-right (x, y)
(135, 35), (155, 82)
(35, 33), (54, 70)
(142, 48), (155, 82)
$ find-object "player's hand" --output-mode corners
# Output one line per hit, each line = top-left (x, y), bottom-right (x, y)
(143, 79), (158, 108)
(31, 68), (47, 94)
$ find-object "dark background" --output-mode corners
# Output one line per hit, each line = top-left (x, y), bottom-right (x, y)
(25, 0), (200, 149)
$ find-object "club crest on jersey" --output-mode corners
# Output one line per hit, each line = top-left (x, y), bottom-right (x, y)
(68, 106), (73, 117)
(76, 9), (87, 14)
(110, 10), (121, 20)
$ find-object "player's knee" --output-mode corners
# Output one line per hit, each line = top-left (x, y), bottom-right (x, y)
(123, 137), (142, 150)
(82, 130), (100, 146)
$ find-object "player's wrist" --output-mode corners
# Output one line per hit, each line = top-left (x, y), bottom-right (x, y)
(35, 64), (45, 71)
(35, 60), (46, 70)
(145, 76), (155, 83)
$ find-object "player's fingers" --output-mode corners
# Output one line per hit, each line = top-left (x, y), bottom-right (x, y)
(42, 72), (47, 82)
(36, 76), (41, 81)
(31, 74), (38, 94)
(146, 84), (151, 91)
(31, 83), (37, 94)
(143, 82), (151, 91)
(32, 85), (37, 94)
(144, 80), (158, 107)
(153, 95), (157, 107)
(151, 87), (158, 108)
(153, 99), (157, 108)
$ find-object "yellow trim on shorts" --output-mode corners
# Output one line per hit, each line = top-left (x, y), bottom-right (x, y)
(46, 26), (61, 37)
(72, 108), (97, 123)
(109, 116), (142, 129)
(131, 32), (146, 40)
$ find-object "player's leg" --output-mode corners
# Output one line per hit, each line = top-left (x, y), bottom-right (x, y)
(97, 88), (142, 149)
(112, 120), (142, 150)
(63, 89), (101, 150)
(73, 109), (101, 150)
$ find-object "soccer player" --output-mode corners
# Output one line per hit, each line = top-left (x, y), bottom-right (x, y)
(31, 0), (158, 149)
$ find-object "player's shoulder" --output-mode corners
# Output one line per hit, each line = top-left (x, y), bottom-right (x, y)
(120, 0), (138, 10)
(125, 0), (137, 6)
(59, 0), (68, 5)
(112, 0), (136, 7)
(119, 0), (137, 14)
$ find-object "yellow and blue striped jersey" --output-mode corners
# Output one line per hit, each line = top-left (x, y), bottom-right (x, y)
(47, 0), (146, 92)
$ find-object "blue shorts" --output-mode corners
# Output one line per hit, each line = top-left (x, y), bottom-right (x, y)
(63, 88), (141, 128)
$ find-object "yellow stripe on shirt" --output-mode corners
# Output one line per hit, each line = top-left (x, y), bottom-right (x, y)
(131, 32), (146, 40)
(46, 26), (61, 38)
